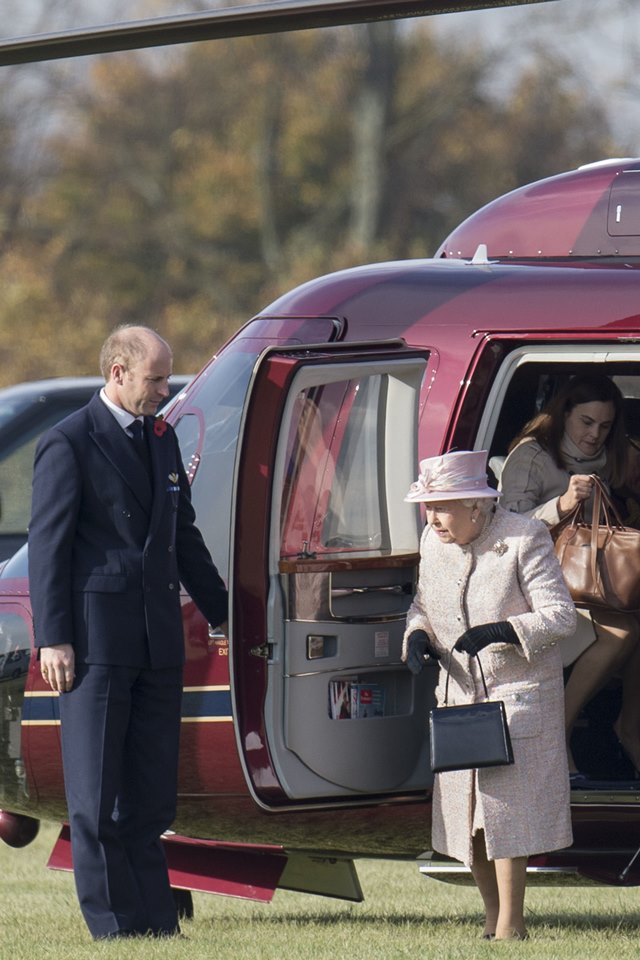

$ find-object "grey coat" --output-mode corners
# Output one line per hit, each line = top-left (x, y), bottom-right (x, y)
(499, 438), (570, 524)
(403, 506), (576, 865)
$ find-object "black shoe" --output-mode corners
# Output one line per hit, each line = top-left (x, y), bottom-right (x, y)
(146, 925), (182, 939)
(95, 929), (136, 940)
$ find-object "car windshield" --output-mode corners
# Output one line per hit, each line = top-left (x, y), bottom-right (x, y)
(0, 399), (90, 547)
(0, 396), (39, 428)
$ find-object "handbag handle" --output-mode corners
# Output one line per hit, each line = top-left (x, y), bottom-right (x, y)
(560, 476), (626, 592)
(560, 474), (626, 530)
(443, 651), (489, 705)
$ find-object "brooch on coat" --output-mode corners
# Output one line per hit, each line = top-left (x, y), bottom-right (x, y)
(167, 472), (180, 494)
(492, 538), (508, 556)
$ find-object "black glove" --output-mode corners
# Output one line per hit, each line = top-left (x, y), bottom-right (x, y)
(454, 621), (519, 656)
(406, 629), (440, 675)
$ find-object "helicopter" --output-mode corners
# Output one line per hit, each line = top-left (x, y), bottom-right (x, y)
(8, 0), (640, 907)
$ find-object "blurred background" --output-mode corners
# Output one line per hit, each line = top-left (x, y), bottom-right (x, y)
(0, 0), (637, 381)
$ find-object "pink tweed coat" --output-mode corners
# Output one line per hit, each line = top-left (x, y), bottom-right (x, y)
(403, 506), (576, 866)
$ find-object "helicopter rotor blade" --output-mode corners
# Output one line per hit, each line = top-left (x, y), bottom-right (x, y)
(0, 0), (557, 66)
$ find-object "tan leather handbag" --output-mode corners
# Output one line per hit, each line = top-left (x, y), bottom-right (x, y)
(551, 476), (640, 612)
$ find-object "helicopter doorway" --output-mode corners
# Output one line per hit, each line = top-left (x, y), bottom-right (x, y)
(228, 342), (435, 809)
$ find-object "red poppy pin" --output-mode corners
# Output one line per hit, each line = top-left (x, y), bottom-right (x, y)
(153, 416), (168, 437)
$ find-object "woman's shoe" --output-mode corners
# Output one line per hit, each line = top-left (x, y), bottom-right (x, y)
(613, 722), (640, 778)
(570, 771), (598, 790)
(617, 742), (640, 779)
(494, 929), (528, 941)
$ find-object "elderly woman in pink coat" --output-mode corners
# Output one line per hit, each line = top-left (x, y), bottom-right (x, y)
(403, 450), (576, 941)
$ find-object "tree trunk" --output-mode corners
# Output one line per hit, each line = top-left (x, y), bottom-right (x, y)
(349, 21), (397, 253)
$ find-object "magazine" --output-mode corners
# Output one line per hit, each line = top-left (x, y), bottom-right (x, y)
(329, 680), (385, 719)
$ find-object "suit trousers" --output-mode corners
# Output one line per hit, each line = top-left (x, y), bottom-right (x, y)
(58, 662), (183, 938)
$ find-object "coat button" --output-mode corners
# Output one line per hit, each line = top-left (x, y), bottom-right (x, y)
(168, 583), (175, 590)
(168, 545), (174, 553)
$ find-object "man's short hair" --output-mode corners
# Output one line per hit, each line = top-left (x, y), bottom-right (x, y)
(99, 324), (171, 380)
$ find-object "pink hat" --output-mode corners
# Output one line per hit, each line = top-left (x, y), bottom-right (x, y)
(404, 450), (501, 503)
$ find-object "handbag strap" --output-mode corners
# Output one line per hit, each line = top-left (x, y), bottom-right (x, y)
(552, 474), (625, 546)
(443, 650), (489, 705)
(591, 474), (625, 527)
(588, 476), (626, 588)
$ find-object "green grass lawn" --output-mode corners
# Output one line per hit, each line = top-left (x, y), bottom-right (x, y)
(2, 822), (640, 959)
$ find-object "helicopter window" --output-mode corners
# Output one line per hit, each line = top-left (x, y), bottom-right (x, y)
(280, 374), (399, 558)
(171, 317), (346, 580)
(173, 347), (257, 582)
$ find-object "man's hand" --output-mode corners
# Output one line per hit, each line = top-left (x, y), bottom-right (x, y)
(40, 644), (75, 693)
(454, 621), (519, 656)
(406, 629), (440, 675)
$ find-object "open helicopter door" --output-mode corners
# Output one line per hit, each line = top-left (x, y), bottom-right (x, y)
(229, 341), (434, 809)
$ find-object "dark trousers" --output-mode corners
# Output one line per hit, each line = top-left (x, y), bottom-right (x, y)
(59, 663), (183, 938)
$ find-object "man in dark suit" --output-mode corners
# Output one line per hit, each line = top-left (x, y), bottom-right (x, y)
(29, 325), (228, 940)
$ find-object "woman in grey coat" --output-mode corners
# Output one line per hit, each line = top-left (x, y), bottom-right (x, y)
(403, 450), (576, 941)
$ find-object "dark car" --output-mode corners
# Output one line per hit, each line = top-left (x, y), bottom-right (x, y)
(0, 376), (191, 561)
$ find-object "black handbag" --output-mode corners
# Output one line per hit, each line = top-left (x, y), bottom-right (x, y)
(429, 653), (514, 773)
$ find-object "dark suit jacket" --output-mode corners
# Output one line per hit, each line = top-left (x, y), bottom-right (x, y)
(29, 392), (228, 668)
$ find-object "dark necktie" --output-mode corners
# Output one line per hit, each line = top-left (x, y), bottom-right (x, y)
(129, 419), (152, 477)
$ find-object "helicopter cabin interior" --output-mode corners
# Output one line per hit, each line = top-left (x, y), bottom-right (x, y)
(477, 344), (640, 785)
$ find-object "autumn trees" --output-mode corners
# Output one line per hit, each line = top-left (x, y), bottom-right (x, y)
(0, 20), (620, 381)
